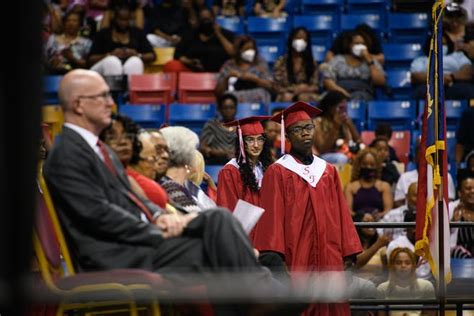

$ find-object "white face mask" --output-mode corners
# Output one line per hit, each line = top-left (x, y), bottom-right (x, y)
(241, 49), (256, 63)
(292, 39), (307, 53)
(352, 44), (367, 57)
(442, 45), (449, 56)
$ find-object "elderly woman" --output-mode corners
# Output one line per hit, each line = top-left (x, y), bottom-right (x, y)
(322, 30), (386, 101)
(215, 35), (274, 104)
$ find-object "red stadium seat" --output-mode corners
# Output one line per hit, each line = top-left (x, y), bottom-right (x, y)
(129, 73), (176, 105)
(178, 72), (218, 104)
(361, 130), (411, 164)
(361, 131), (375, 146)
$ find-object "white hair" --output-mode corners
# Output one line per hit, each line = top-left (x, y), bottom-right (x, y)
(160, 126), (199, 167)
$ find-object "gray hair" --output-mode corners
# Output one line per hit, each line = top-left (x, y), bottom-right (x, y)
(160, 126), (199, 167)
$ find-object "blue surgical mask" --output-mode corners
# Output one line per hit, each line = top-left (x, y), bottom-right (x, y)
(442, 45), (448, 56)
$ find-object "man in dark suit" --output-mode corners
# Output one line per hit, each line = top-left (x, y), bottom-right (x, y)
(43, 69), (279, 292)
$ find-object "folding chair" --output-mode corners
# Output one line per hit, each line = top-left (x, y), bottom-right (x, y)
(178, 72), (218, 104)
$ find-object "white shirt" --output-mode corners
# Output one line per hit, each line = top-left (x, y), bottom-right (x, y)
(64, 123), (102, 160)
(379, 205), (410, 240)
(394, 169), (456, 202)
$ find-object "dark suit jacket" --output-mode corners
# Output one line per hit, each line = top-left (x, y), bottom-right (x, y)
(43, 127), (164, 272)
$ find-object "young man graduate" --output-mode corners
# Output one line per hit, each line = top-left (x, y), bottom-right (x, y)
(253, 101), (362, 316)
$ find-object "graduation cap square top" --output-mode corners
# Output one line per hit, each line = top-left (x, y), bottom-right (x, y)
(270, 101), (322, 130)
(223, 116), (271, 136)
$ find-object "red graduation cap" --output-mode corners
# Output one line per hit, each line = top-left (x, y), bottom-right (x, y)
(224, 116), (271, 163)
(270, 101), (322, 155)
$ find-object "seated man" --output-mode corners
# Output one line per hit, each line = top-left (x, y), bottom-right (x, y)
(43, 69), (296, 313)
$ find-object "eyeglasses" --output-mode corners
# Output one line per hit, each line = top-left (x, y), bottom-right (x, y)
(244, 136), (265, 145)
(154, 144), (169, 154)
(288, 124), (315, 135)
(140, 155), (159, 163)
(77, 91), (113, 101)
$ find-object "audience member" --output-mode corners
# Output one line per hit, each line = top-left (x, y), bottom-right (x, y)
(45, 11), (92, 74)
(148, 130), (170, 180)
(380, 182), (417, 241)
(100, 0), (145, 30)
(212, 0), (244, 17)
(325, 23), (384, 65)
(370, 137), (400, 187)
(375, 123), (399, 162)
(42, 1), (63, 37)
(263, 118), (281, 160)
(51, 0), (71, 19)
(200, 93), (238, 164)
(146, 0), (191, 48)
(344, 148), (393, 220)
(182, 0), (208, 30)
(313, 91), (361, 164)
(273, 27), (320, 102)
(66, 0), (98, 39)
(463, 23), (474, 61)
(353, 213), (390, 283)
(186, 150), (218, 205)
(216, 35), (274, 103)
(322, 31), (386, 101)
(451, 175), (474, 258)
(456, 107), (474, 166)
(253, 102), (362, 316)
(166, 7), (235, 72)
(217, 116), (273, 213)
(444, 2), (468, 50)
(410, 32), (473, 100)
(88, 5), (155, 75)
(376, 248), (435, 311)
(253, 0), (287, 18)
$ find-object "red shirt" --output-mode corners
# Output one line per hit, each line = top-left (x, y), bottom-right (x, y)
(127, 168), (168, 209)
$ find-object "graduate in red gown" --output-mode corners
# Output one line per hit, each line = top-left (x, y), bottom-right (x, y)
(217, 116), (273, 212)
(253, 102), (363, 316)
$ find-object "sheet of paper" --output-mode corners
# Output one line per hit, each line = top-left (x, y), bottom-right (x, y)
(233, 199), (265, 234)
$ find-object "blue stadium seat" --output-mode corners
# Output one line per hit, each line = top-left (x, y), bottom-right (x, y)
(247, 17), (292, 47)
(257, 45), (282, 69)
(205, 165), (224, 184)
(236, 103), (268, 119)
(388, 13), (430, 44)
(119, 104), (166, 129)
(311, 45), (327, 62)
(43, 75), (63, 105)
(376, 69), (413, 100)
(300, 0), (343, 20)
(346, 0), (388, 21)
(340, 14), (385, 37)
(383, 43), (423, 70)
(447, 130), (457, 160)
(347, 100), (367, 131)
(268, 102), (292, 115)
(168, 103), (216, 135)
(293, 15), (337, 45)
(418, 100), (467, 130)
(216, 17), (244, 34)
(451, 259), (474, 279)
(367, 100), (416, 131)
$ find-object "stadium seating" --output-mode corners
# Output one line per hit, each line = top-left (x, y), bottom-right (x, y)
(178, 72), (218, 104)
(367, 100), (416, 131)
(145, 47), (175, 73)
(129, 73), (175, 105)
(340, 14), (385, 38)
(447, 130), (457, 160)
(346, 0), (388, 20)
(119, 104), (166, 129)
(236, 103), (268, 119)
(168, 103), (217, 135)
(376, 69), (413, 100)
(418, 99), (467, 130)
(257, 45), (282, 69)
(247, 16), (291, 47)
(300, 0), (343, 19)
(383, 43), (423, 70)
(293, 15), (337, 45)
(268, 102), (292, 114)
(311, 45), (327, 62)
(388, 13), (430, 44)
(43, 75), (63, 105)
(216, 17), (245, 34)
(347, 100), (367, 131)
(205, 165), (224, 184)
(361, 130), (411, 164)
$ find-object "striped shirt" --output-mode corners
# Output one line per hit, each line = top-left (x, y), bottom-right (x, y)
(200, 119), (236, 164)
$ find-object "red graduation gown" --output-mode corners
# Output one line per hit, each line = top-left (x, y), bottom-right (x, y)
(253, 155), (362, 316)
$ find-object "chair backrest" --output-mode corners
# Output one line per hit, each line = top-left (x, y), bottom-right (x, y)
(361, 130), (411, 164)
(367, 100), (416, 130)
(119, 104), (166, 129)
(247, 17), (291, 46)
(340, 14), (384, 35)
(418, 99), (467, 129)
(388, 13), (429, 43)
(216, 17), (244, 34)
(236, 103), (268, 119)
(383, 43), (423, 69)
(178, 72), (217, 104)
(168, 103), (216, 134)
(268, 102), (292, 115)
(293, 15), (336, 44)
(311, 45), (327, 62)
(347, 100), (367, 131)
(43, 75), (63, 105)
(42, 106), (64, 140)
(129, 74), (175, 105)
(300, 0), (343, 18)
(380, 69), (413, 100)
(257, 45), (282, 68)
(346, 0), (387, 18)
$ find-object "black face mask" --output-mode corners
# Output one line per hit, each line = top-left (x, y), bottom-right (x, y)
(199, 20), (214, 35)
(359, 167), (376, 180)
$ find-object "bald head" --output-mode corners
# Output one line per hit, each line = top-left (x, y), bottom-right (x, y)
(58, 69), (106, 112)
(407, 182), (418, 209)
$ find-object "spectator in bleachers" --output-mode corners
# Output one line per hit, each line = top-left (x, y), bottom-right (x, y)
(45, 11), (92, 74)
(263, 119), (281, 160)
(212, 0), (244, 17)
(375, 123), (399, 162)
(165, 7), (235, 72)
(322, 31), (386, 102)
(273, 27), (320, 103)
(313, 91), (361, 165)
(444, 2), (468, 50)
(88, 5), (155, 75)
(148, 130), (170, 180)
(100, 0), (144, 30)
(186, 149), (218, 208)
(325, 23), (384, 65)
(462, 23), (474, 62)
(66, 0), (99, 39)
(370, 138), (400, 187)
(353, 212), (390, 283)
(377, 248), (435, 303)
(410, 32), (474, 100)
(42, 1), (63, 37)
(200, 93), (238, 164)
(253, 0), (286, 18)
(183, 0), (208, 30)
(395, 145), (456, 206)
(450, 174), (474, 258)
(216, 35), (274, 103)
(51, 0), (71, 18)
(217, 116), (273, 213)
(146, 0), (191, 48)
(344, 148), (393, 220)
